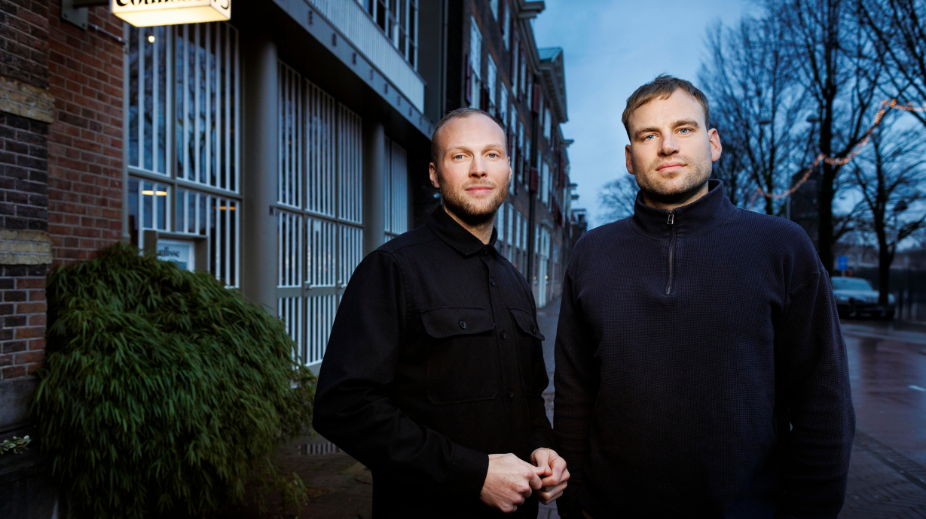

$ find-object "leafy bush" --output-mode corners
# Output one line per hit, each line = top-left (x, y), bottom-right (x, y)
(33, 243), (315, 519)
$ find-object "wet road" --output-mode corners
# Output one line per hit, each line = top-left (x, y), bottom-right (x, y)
(840, 320), (926, 517)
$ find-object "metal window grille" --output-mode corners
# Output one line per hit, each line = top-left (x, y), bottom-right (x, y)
(306, 294), (338, 365)
(385, 139), (409, 240)
(275, 63), (365, 365)
(339, 106), (363, 224)
(279, 62), (303, 209)
(278, 211), (303, 288)
(279, 296), (303, 361)
(307, 217), (338, 288)
(126, 22), (241, 288)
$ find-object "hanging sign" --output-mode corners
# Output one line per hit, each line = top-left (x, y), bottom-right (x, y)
(112, 0), (231, 28)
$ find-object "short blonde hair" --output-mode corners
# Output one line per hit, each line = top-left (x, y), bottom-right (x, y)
(621, 75), (711, 139)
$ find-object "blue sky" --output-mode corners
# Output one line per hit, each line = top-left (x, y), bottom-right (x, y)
(533, 0), (756, 227)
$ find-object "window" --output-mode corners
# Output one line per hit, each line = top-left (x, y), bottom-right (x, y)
(511, 36), (519, 98)
(541, 161), (549, 205)
(500, 85), (509, 128)
(490, 0), (498, 19)
(470, 17), (482, 109)
(500, 0), (509, 48)
(362, 0), (419, 69)
(384, 138), (409, 241)
(487, 56), (497, 113)
(277, 62), (365, 365)
(520, 50), (527, 96)
(127, 23), (241, 287)
(544, 106), (552, 142)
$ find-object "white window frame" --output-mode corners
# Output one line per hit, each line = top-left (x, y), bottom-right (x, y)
(126, 22), (242, 288)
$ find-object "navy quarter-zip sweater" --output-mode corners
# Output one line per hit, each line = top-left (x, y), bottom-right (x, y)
(554, 181), (854, 519)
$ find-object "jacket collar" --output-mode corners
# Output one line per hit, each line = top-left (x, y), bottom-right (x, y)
(426, 206), (498, 256)
(630, 180), (737, 239)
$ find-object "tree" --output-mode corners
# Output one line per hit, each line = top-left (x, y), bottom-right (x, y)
(698, 15), (809, 215)
(850, 111), (926, 305)
(858, 0), (926, 129)
(598, 175), (638, 223)
(777, 0), (886, 273)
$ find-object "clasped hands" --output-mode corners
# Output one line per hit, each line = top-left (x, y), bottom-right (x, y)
(479, 448), (570, 513)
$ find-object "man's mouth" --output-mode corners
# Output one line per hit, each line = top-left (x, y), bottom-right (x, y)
(465, 185), (495, 194)
(656, 162), (686, 172)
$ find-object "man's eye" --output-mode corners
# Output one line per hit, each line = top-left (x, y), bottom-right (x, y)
(453, 154), (465, 160)
(487, 152), (499, 158)
(679, 128), (692, 134)
(642, 135), (655, 141)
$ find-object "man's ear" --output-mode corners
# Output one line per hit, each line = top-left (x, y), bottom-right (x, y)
(429, 162), (441, 188)
(709, 128), (723, 162)
(625, 144), (634, 175)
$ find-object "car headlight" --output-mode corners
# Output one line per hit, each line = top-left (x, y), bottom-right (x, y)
(836, 294), (849, 303)
(888, 294), (896, 304)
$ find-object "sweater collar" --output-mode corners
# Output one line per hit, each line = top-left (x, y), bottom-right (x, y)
(426, 205), (498, 257)
(630, 180), (736, 239)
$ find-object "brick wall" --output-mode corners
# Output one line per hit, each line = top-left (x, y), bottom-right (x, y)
(46, 3), (123, 264)
(0, 264), (45, 379)
(0, 0), (50, 382)
(0, 0), (50, 89)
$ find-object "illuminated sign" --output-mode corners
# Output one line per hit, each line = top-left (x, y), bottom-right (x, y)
(112, 0), (230, 28)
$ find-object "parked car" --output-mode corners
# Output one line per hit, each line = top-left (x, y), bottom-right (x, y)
(831, 276), (895, 320)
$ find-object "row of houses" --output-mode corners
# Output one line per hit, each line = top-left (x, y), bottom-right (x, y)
(0, 0), (582, 513)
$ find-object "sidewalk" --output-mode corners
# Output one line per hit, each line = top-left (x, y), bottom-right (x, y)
(228, 296), (926, 519)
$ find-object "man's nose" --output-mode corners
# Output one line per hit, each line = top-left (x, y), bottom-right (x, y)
(470, 156), (488, 177)
(659, 135), (679, 156)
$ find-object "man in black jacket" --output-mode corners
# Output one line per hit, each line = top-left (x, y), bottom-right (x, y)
(314, 108), (568, 517)
(554, 75), (854, 518)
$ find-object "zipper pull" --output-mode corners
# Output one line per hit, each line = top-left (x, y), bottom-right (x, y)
(667, 212), (675, 225)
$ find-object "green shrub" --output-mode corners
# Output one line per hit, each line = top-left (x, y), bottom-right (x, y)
(33, 242), (315, 519)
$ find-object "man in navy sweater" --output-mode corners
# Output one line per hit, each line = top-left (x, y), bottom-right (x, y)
(553, 75), (854, 518)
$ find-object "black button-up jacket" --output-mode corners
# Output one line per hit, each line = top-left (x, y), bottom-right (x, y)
(313, 207), (554, 518)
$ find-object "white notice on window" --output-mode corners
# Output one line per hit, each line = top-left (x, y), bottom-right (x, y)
(157, 239), (195, 272)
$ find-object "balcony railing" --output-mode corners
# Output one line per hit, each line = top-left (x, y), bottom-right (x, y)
(305, 0), (425, 112)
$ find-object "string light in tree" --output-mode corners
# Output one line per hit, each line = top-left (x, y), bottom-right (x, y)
(751, 99), (926, 204)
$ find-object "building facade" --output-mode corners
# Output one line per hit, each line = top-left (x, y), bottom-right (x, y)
(0, 1), (578, 515)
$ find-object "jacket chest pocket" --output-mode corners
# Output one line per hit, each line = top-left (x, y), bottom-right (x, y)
(421, 307), (499, 404)
(509, 308), (545, 393)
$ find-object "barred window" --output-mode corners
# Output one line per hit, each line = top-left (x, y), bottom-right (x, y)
(277, 62), (365, 366)
(127, 22), (241, 288)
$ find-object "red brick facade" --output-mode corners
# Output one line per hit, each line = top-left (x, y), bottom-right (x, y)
(0, 0), (51, 381)
(0, 264), (46, 379)
(46, 2), (123, 264)
(0, 1), (124, 381)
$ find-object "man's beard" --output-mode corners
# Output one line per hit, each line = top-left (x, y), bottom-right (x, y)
(633, 154), (712, 207)
(640, 177), (709, 206)
(439, 178), (508, 227)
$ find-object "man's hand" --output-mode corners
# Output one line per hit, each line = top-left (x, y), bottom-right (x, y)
(480, 453), (545, 513)
(530, 448), (570, 505)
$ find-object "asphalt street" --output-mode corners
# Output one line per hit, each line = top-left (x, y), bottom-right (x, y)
(225, 299), (926, 519)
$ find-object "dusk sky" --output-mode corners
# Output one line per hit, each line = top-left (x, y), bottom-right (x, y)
(533, 0), (758, 227)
